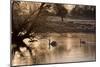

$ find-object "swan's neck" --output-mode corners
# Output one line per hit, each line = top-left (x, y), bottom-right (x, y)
(49, 39), (51, 49)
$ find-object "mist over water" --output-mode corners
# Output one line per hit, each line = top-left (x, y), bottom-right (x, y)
(12, 33), (96, 66)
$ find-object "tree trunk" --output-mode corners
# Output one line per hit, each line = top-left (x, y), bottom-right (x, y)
(61, 16), (64, 22)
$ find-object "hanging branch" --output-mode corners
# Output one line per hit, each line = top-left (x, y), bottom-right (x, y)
(25, 3), (45, 35)
(18, 3), (45, 32)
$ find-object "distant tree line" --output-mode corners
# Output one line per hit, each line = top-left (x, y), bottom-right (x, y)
(71, 5), (96, 19)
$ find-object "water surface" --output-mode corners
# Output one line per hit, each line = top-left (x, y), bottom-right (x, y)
(12, 33), (96, 66)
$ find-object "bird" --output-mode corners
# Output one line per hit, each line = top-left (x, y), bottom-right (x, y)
(48, 38), (57, 49)
(80, 39), (86, 47)
(80, 39), (86, 44)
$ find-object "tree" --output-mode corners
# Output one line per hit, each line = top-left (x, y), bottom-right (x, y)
(54, 4), (68, 22)
(82, 6), (96, 19)
(11, 1), (46, 59)
(71, 5), (96, 19)
(71, 5), (83, 16)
